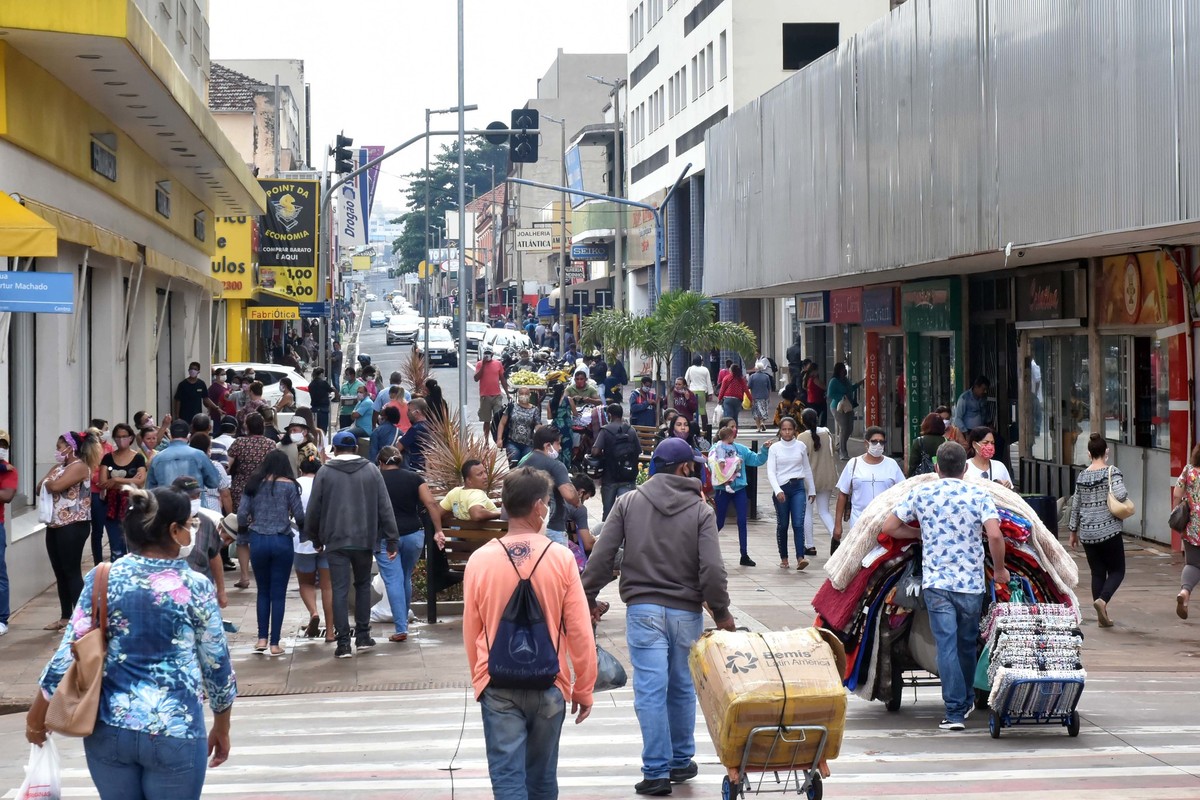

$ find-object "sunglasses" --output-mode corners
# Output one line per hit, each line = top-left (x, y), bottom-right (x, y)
(868, 438), (886, 445)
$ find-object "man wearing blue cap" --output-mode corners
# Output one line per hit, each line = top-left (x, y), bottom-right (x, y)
(582, 436), (736, 796)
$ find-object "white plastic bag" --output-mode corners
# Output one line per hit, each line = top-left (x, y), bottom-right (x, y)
(36, 484), (54, 525)
(369, 574), (393, 623)
(17, 738), (61, 800)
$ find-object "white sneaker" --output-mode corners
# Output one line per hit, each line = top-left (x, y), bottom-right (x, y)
(0, 622), (8, 636)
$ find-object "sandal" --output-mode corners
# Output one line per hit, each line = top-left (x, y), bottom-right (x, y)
(796, 558), (810, 571)
(779, 560), (790, 569)
(1177, 591), (1189, 620)
(234, 580), (250, 589)
(267, 645), (285, 657)
(44, 619), (67, 631)
(389, 633), (408, 642)
(304, 615), (320, 638)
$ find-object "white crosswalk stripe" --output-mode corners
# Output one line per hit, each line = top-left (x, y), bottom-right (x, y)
(6, 676), (1200, 799)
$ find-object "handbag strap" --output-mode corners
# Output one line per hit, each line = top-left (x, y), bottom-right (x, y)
(91, 562), (111, 638)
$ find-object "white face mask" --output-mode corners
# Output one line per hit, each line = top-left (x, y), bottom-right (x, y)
(867, 442), (885, 458)
(190, 498), (202, 516)
(537, 501), (550, 536)
(189, 369), (200, 378)
(176, 522), (195, 560)
(290, 432), (305, 444)
(0, 448), (8, 462)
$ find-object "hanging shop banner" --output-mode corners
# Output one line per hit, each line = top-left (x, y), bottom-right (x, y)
(247, 306), (299, 321)
(901, 279), (960, 332)
(1097, 251), (1183, 327)
(364, 145), (385, 215)
(829, 288), (863, 324)
(794, 292), (829, 324)
(337, 157), (368, 251)
(259, 179), (318, 269)
(862, 286), (897, 328)
(211, 216), (256, 300)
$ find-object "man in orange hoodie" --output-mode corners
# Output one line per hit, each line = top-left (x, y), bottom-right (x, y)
(462, 466), (597, 799)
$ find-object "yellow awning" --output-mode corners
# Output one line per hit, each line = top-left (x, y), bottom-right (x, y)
(21, 198), (138, 262)
(0, 193), (57, 257)
(146, 248), (223, 295)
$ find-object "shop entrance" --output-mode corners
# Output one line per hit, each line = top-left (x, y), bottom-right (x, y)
(879, 335), (905, 455)
(1028, 334), (1090, 465)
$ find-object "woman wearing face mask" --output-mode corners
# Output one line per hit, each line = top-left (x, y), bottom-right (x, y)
(654, 409), (680, 444)
(99, 423), (147, 560)
(497, 388), (542, 466)
(670, 377), (699, 424)
(274, 377), (297, 413)
(37, 431), (104, 631)
(766, 417), (816, 570)
(965, 426), (1013, 488)
(133, 410), (171, 455)
(237, 450), (305, 656)
(833, 426), (906, 550)
(226, 413), (276, 590)
(25, 485), (236, 797)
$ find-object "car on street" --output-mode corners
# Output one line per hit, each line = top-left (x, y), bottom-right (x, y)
(213, 362), (312, 415)
(477, 328), (532, 361)
(415, 327), (459, 366)
(366, 293), (378, 302)
(369, 310), (388, 327)
(386, 315), (422, 345)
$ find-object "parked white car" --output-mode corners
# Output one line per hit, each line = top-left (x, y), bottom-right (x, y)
(213, 363), (313, 421)
(477, 328), (532, 361)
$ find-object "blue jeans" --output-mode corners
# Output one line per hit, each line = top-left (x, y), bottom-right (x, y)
(249, 533), (294, 645)
(721, 397), (741, 426)
(626, 603), (705, 779)
(715, 487), (749, 556)
(773, 478), (808, 561)
(479, 685), (566, 800)
(505, 441), (532, 466)
(0, 521), (8, 624)
(376, 531), (423, 634)
(90, 492), (107, 563)
(104, 518), (128, 560)
(600, 481), (634, 521)
(84, 721), (208, 800)
(924, 587), (985, 723)
(545, 529), (568, 548)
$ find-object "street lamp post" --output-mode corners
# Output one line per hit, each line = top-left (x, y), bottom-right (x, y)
(541, 113), (567, 355)
(587, 75), (626, 316)
(425, 103), (477, 361)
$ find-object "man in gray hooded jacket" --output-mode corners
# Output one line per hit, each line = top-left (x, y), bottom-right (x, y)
(582, 437), (735, 797)
(304, 430), (399, 658)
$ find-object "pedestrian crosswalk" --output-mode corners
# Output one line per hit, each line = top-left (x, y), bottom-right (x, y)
(5, 675), (1200, 799)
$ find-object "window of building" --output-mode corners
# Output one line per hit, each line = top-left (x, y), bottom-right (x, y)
(691, 56), (698, 100)
(697, 49), (706, 97)
(706, 42), (715, 89)
(782, 22), (839, 70)
(1101, 335), (1169, 451)
(668, 75), (675, 117)
(659, 88), (666, 128)
(630, 13), (637, 51)
(679, 66), (687, 109)
(1028, 334), (1090, 464)
(720, 31), (728, 79)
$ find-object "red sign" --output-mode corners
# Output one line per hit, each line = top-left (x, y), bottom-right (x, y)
(830, 288), (863, 324)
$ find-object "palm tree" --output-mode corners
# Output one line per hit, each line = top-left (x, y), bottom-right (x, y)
(582, 290), (756, 422)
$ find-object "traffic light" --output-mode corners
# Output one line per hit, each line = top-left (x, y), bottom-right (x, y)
(332, 132), (354, 175)
(510, 109), (539, 163)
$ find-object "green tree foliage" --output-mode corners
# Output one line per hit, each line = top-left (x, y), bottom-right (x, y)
(391, 137), (508, 272)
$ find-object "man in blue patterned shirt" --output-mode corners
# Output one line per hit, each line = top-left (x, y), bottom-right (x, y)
(883, 441), (1010, 731)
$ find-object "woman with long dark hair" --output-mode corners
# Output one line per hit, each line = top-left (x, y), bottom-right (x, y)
(226, 412), (275, 589)
(26, 485), (235, 797)
(37, 431), (104, 630)
(717, 362), (749, 426)
(423, 378), (448, 424)
(98, 423), (146, 561)
(797, 408), (837, 556)
(237, 450), (304, 655)
(376, 446), (444, 641)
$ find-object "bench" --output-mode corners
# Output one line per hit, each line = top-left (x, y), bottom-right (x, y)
(633, 425), (658, 461)
(424, 518), (509, 623)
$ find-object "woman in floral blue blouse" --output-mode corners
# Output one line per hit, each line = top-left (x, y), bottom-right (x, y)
(25, 485), (236, 799)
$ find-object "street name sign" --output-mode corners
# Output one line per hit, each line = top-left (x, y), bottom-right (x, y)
(0, 271), (74, 313)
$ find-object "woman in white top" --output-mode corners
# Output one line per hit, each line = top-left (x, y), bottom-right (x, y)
(798, 408), (838, 556)
(833, 426), (906, 548)
(965, 426), (1013, 488)
(766, 416), (816, 570)
(685, 354), (716, 431)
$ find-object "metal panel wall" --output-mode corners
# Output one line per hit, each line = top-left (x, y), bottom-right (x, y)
(704, 0), (1200, 298)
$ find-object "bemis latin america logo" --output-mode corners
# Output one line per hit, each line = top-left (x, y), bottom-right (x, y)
(725, 651), (759, 674)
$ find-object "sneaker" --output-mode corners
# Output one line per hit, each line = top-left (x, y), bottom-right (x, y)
(335, 642), (353, 659)
(739, 555), (757, 567)
(669, 761), (698, 783)
(0, 622), (8, 636)
(634, 778), (672, 796)
(355, 636), (377, 651)
(939, 719), (965, 731)
(804, 547), (818, 556)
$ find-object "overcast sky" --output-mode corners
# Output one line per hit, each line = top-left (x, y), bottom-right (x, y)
(210, 0), (626, 216)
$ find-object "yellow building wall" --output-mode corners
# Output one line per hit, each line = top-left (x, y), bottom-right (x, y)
(0, 0), (127, 38)
(225, 299), (249, 362)
(0, 41), (216, 253)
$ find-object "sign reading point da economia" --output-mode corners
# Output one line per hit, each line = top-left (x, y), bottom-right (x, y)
(258, 178), (320, 301)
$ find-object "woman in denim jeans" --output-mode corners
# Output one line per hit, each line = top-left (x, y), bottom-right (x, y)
(765, 417), (816, 570)
(376, 447), (445, 641)
(26, 485), (235, 799)
(237, 450), (304, 656)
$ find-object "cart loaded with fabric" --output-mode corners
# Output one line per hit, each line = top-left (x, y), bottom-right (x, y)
(811, 474), (1081, 710)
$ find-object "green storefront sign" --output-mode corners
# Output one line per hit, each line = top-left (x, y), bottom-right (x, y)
(901, 280), (964, 443)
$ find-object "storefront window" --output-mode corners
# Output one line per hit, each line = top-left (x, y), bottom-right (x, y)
(1029, 335), (1090, 464)
(1102, 334), (1168, 450)
(1150, 337), (1170, 450)
(1102, 335), (1129, 444)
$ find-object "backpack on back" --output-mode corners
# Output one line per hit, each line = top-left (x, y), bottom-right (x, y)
(607, 425), (642, 483)
(486, 542), (561, 690)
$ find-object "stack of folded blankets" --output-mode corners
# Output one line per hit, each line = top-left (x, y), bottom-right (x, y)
(811, 474), (1080, 705)
(982, 600), (1085, 712)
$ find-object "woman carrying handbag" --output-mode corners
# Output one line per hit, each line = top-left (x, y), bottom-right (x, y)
(1170, 443), (1200, 620)
(1067, 434), (1132, 628)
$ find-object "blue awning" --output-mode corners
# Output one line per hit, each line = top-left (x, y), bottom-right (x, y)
(536, 297), (554, 317)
